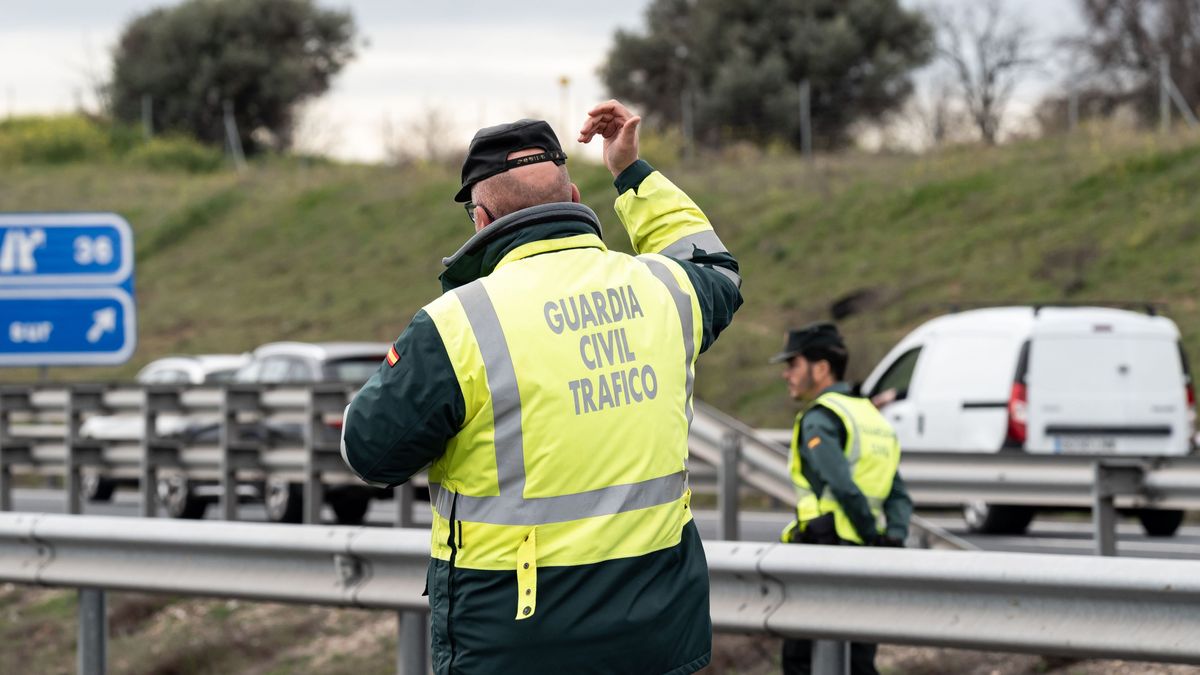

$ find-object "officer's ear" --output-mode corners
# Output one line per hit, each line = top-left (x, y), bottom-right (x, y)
(570, 183), (581, 203)
(811, 359), (831, 383)
(474, 205), (492, 231)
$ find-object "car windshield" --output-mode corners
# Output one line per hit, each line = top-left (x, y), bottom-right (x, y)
(324, 357), (384, 384)
(204, 369), (240, 384)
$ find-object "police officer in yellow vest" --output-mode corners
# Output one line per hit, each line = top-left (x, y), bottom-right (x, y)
(341, 100), (742, 674)
(771, 322), (912, 675)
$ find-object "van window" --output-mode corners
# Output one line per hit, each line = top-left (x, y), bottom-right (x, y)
(871, 347), (922, 400)
(919, 335), (1021, 402)
(1030, 335), (1181, 396)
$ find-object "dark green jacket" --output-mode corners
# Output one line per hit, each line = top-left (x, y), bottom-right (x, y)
(795, 382), (913, 542)
(342, 161), (742, 674)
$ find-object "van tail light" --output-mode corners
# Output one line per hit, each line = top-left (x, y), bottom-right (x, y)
(1006, 382), (1028, 446)
(1187, 383), (1196, 437)
(327, 418), (344, 431)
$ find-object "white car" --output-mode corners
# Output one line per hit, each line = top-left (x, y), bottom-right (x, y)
(162, 341), (391, 523)
(862, 305), (1195, 535)
(79, 354), (251, 501)
(79, 354), (250, 442)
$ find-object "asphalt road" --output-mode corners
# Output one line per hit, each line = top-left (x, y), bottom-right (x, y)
(9, 488), (1200, 559)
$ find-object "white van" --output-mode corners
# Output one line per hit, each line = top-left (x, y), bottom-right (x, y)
(861, 305), (1195, 534)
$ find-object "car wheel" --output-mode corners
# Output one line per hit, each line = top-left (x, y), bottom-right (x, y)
(963, 501), (1035, 535)
(1137, 509), (1184, 537)
(265, 479), (303, 524)
(82, 472), (116, 502)
(328, 488), (372, 525)
(157, 475), (208, 519)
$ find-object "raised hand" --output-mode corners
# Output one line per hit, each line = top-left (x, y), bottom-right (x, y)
(578, 99), (641, 178)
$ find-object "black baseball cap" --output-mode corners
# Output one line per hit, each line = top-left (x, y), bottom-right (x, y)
(769, 322), (846, 364)
(455, 119), (567, 202)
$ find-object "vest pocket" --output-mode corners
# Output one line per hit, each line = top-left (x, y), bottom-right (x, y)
(515, 527), (537, 620)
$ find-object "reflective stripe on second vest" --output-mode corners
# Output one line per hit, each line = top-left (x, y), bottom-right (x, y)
(423, 241), (701, 570)
(785, 391), (901, 544)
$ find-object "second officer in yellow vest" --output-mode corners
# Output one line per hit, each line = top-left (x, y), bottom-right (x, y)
(771, 322), (912, 675)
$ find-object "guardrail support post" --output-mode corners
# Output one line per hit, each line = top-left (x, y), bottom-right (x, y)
(717, 432), (741, 541)
(66, 387), (88, 515)
(1092, 461), (1144, 557)
(220, 387), (261, 523)
(397, 610), (429, 675)
(0, 464), (10, 512)
(811, 639), (849, 675)
(139, 388), (160, 518)
(395, 482), (415, 528)
(78, 588), (107, 675)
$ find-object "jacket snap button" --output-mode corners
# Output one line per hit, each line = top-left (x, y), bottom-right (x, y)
(525, 588), (531, 595)
(523, 562), (529, 569)
(523, 606), (531, 616)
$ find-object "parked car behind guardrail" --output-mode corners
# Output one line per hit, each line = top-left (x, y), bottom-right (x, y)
(156, 341), (390, 524)
(79, 353), (250, 500)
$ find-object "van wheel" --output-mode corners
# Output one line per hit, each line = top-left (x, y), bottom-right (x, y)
(265, 479), (303, 524)
(963, 502), (1035, 534)
(328, 488), (372, 525)
(1137, 509), (1184, 537)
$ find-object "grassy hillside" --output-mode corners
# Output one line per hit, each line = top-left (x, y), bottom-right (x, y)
(2, 125), (1199, 426)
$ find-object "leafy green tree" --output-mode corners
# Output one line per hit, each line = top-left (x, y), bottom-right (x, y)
(601, 0), (934, 149)
(109, 0), (356, 154)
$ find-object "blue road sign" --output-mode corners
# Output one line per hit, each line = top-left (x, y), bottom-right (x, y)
(0, 213), (136, 366)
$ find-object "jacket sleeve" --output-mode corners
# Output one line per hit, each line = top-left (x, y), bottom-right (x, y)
(883, 471), (913, 540)
(800, 408), (880, 544)
(613, 160), (742, 354)
(340, 309), (465, 488)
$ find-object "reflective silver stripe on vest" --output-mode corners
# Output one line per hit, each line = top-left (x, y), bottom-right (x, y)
(659, 231), (742, 289)
(448, 278), (687, 527)
(660, 230), (727, 259)
(639, 256), (696, 426)
(816, 395), (862, 465)
(431, 471), (687, 526)
(454, 281), (526, 496)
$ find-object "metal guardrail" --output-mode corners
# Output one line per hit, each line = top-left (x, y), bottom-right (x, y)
(0, 383), (364, 522)
(2, 514), (1199, 673)
(4, 384), (1195, 553)
(756, 427), (1200, 509)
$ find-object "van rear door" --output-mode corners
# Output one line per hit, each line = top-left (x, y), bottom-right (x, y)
(1025, 328), (1190, 455)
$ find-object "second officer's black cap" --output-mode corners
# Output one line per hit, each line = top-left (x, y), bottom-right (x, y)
(455, 119), (567, 202)
(769, 322), (846, 364)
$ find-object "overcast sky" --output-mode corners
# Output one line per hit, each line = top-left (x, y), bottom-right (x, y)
(1, 0), (1084, 162)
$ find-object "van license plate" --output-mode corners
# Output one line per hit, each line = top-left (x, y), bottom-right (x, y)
(1055, 436), (1117, 453)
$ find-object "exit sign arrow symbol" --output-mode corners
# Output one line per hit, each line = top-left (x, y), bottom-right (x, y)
(87, 307), (117, 344)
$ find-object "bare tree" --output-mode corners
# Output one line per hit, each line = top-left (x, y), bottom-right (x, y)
(1073, 0), (1200, 125)
(382, 105), (462, 167)
(935, 0), (1040, 145)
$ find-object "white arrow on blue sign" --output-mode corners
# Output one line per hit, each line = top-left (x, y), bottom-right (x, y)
(0, 213), (137, 366)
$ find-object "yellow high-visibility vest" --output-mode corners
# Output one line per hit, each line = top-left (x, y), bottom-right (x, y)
(423, 232), (702, 619)
(782, 391), (901, 544)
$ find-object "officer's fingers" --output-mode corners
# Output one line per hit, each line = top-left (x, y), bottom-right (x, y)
(579, 113), (613, 139)
(586, 100), (622, 116)
(618, 116), (641, 142)
(577, 118), (598, 142)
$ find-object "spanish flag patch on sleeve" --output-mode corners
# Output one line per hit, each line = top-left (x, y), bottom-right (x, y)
(386, 345), (400, 367)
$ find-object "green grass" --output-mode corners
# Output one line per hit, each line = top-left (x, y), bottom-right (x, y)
(2, 125), (1199, 427)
